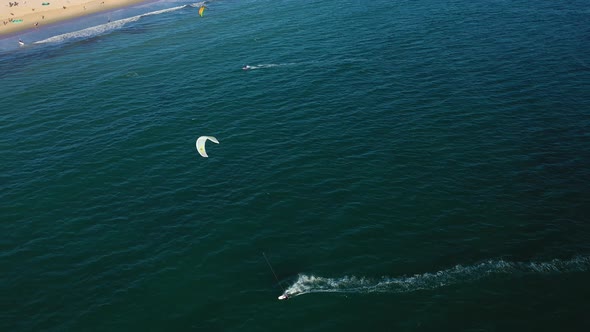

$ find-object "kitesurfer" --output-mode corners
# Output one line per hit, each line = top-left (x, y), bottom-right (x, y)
(18, 39), (24, 46)
(242, 65), (251, 70)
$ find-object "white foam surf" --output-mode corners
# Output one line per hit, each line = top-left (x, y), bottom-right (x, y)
(282, 256), (590, 298)
(34, 2), (205, 45)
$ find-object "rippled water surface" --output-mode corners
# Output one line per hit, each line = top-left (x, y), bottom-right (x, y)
(1, 0), (590, 330)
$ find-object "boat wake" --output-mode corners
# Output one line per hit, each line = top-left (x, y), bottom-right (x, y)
(281, 256), (590, 298)
(245, 63), (296, 70)
(243, 58), (369, 71)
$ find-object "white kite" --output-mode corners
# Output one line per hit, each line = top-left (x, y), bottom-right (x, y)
(196, 136), (219, 158)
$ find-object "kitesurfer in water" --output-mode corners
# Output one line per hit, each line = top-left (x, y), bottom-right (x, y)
(242, 65), (251, 70)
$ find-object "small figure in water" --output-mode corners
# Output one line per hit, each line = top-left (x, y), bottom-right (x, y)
(18, 39), (24, 46)
(242, 65), (251, 70)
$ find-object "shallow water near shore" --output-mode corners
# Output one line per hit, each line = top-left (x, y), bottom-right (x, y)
(1, 0), (590, 330)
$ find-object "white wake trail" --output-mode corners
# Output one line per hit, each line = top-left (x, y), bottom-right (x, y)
(281, 256), (590, 298)
(247, 63), (296, 70)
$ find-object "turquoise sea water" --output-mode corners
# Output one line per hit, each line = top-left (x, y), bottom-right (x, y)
(1, 0), (590, 330)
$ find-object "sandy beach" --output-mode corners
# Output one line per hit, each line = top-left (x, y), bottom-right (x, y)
(1, 0), (148, 37)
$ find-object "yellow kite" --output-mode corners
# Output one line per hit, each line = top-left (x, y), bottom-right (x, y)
(199, 6), (205, 17)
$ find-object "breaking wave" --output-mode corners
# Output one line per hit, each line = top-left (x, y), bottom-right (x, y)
(282, 256), (590, 298)
(34, 2), (205, 44)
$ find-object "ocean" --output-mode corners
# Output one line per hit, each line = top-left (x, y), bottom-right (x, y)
(1, 0), (590, 330)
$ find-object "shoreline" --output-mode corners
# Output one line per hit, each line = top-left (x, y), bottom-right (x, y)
(1, 0), (151, 37)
